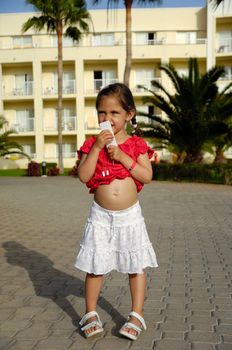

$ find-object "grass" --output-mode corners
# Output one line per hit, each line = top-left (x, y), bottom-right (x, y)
(0, 168), (72, 176)
(0, 169), (27, 176)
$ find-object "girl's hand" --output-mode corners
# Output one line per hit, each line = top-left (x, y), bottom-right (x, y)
(107, 146), (123, 162)
(94, 130), (114, 150)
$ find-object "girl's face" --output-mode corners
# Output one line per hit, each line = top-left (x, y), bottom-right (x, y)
(97, 95), (135, 135)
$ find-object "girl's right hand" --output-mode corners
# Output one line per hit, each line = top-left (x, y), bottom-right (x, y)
(94, 130), (114, 150)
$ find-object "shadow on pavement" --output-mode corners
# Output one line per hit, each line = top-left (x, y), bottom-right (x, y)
(2, 241), (125, 335)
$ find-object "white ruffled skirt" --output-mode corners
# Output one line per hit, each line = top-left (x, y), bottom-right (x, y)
(75, 201), (158, 275)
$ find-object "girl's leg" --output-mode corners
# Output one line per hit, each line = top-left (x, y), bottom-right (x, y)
(126, 272), (146, 336)
(83, 273), (104, 335)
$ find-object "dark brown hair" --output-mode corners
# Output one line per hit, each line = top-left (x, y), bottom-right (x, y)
(96, 83), (142, 135)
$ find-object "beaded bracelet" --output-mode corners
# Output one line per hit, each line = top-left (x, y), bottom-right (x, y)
(128, 160), (136, 171)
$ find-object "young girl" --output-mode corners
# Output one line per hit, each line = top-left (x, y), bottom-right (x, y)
(75, 83), (158, 340)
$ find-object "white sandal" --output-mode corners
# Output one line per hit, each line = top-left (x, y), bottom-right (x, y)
(119, 311), (147, 341)
(79, 311), (104, 338)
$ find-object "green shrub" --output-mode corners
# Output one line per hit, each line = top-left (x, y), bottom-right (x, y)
(152, 163), (232, 185)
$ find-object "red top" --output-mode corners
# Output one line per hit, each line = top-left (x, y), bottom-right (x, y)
(78, 135), (154, 193)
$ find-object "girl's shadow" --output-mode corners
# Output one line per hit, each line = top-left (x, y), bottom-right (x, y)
(2, 241), (125, 334)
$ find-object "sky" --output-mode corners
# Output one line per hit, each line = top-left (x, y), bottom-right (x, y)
(0, 0), (206, 13)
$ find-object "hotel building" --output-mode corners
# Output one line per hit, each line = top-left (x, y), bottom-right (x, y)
(0, 0), (231, 168)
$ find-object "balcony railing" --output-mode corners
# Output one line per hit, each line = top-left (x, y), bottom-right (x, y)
(2, 82), (33, 97)
(85, 78), (118, 94)
(45, 151), (76, 159)
(11, 119), (34, 132)
(43, 116), (76, 131)
(0, 33), (208, 50)
(84, 121), (100, 130)
(42, 80), (76, 95)
(217, 40), (232, 53)
(132, 77), (161, 93)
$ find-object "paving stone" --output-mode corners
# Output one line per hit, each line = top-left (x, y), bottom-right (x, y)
(217, 345), (232, 350)
(154, 339), (191, 350)
(1, 179), (232, 350)
(16, 323), (51, 340)
(0, 308), (16, 321)
(191, 343), (215, 350)
(93, 337), (131, 349)
(7, 340), (38, 350)
(0, 338), (14, 350)
(216, 325), (232, 335)
(186, 331), (220, 343)
(34, 336), (73, 349)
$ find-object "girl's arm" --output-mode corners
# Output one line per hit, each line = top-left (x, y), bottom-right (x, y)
(77, 146), (100, 183)
(108, 147), (153, 184)
(78, 130), (113, 183)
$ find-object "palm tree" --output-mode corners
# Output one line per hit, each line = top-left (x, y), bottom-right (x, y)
(138, 58), (232, 163)
(209, 0), (225, 7)
(94, 0), (161, 86)
(0, 116), (30, 159)
(209, 91), (232, 162)
(22, 0), (91, 173)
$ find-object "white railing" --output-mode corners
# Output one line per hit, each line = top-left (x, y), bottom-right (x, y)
(46, 151), (76, 159)
(217, 39), (232, 53)
(43, 116), (76, 131)
(42, 80), (76, 95)
(12, 119), (34, 132)
(2, 82), (33, 96)
(85, 78), (118, 94)
(84, 121), (100, 130)
(132, 77), (161, 93)
(0, 33), (208, 50)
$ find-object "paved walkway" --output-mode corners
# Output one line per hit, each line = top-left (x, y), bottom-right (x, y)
(0, 177), (232, 350)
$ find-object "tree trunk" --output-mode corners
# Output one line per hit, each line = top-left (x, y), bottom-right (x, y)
(57, 22), (64, 174)
(214, 148), (227, 163)
(184, 151), (203, 163)
(123, 0), (132, 87)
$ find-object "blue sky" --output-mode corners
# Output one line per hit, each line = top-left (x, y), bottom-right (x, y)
(0, 0), (206, 13)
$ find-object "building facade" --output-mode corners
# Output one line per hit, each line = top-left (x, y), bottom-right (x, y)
(0, 1), (231, 168)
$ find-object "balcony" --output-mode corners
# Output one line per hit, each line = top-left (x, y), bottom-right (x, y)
(216, 38), (232, 53)
(85, 78), (118, 95)
(11, 119), (34, 133)
(42, 80), (76, 95)
(45, 151), (76, 159)
(2, 82), (33, 97)
(132, 77), (161, 93)
(43, 116), (76, 132)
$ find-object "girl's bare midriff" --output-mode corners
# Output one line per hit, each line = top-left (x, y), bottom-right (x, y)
(94, 177), (138, 210)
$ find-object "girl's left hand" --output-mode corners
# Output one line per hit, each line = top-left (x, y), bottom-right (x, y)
(107, 146), (123, 162)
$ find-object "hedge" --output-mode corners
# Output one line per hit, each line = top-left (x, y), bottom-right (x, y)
(152, 163), (232, 185)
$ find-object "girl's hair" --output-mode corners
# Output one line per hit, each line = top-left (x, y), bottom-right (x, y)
(96, 83), (142, 136)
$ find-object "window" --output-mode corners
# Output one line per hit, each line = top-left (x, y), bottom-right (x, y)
(56, 143), (76, 158)
(224, 66), (232, 79)
(176, 68), (188, 77)
(176, 32), (196, 44)
(218, 31), (232, 53)
(55, 109), (76, 130)
(135, 69), (155, 90)
(136, 106), (155, 124)
(53, 72), (75, 94)
(92, 33), (114, 46)
(51, 35), (75, 47)
(135, 32), (157, 45)
(13, 36), (32, 48)
(23, 144), (36, 158)
(15, 109), (34, 132)
(93, 70), (116, 91)
(14, 74), (33, 95)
